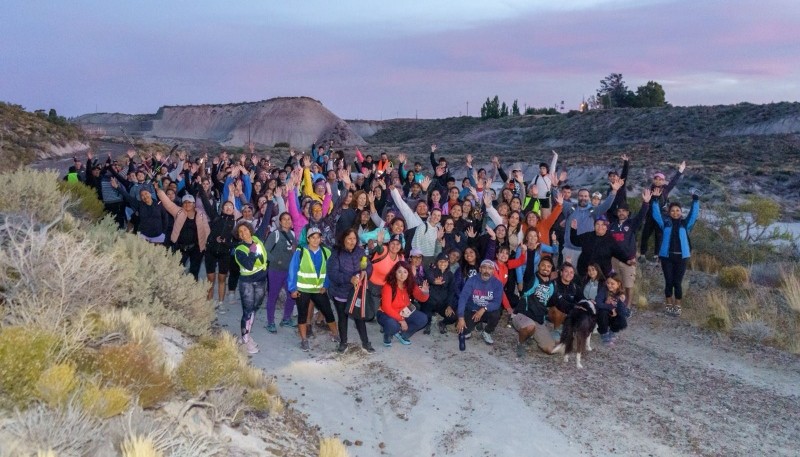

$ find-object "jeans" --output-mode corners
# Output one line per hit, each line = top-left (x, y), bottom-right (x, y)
(266, 269), (295, 324)
(239, 280), (267, 338)
(420, 296), (458, 327)
(377, 309), (427, 341)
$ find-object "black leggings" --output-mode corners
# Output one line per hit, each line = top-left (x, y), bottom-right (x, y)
(295, 292), (336, 325)
(174, 245), (203, 280)
(640, 216), (663, 257)
(596, 308), (627, 334)
(661, 253), (687, 299)
(333, 298), (370, 346)
(420, 297), (458, 327)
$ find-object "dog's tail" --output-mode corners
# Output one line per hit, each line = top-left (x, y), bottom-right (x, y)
(561, 321), (575, 354)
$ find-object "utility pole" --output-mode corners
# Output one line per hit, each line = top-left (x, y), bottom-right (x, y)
(466, 101), (469, 117)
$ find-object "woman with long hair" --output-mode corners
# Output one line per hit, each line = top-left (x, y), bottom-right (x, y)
(327, 229), (374, 353)
(377, 261), (430, 347)
(264, 212), (298, 332)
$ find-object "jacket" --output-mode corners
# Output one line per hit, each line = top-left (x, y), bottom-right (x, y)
(327, 245), (372, 301)
(518, 274), (557, 324)
(652, 199), (699, 259)
(157, 189), (211, 252)
(570, 227), (632, 278)
(457, 275), (504, 317)
(380, 283), (429, 322)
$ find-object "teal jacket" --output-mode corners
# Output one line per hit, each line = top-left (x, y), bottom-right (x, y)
(652, 199), (699, 259)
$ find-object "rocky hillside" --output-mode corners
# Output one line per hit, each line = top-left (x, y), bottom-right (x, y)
(75, 97), (366, 148)
(0, 102), (88, 171)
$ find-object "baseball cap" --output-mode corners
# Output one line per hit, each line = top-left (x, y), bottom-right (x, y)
(596, 215), (609, 225)
(389, 234), (403, 244)
(409, 248), (423, 257)
(181, 195), (195, 203)
(480, 259), (496, 269)
(306, 227), (322, 237)
(591, 191), (603, 199)
(436, 252), (449, 263)
(653, 172), (666, 180)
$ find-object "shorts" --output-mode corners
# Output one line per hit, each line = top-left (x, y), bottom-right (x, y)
(204, 249), (231, 275)
(612, 258), (636, 289)
(537, 198), (551, 209)
(512, 313), (556, 352)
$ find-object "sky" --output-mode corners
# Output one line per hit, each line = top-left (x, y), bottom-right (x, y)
(1, 0), (799, 119)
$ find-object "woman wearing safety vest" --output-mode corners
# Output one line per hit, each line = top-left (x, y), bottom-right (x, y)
(288, 226), (339, 352)
(233, 217), (271, 354)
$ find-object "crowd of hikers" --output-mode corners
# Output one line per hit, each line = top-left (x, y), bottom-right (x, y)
(65, 142), (699, 356)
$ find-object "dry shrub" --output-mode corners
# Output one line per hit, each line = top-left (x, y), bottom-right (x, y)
(701, 289), (732, 332)
(56, 180), (105, 222)
(109, 234), (213, 337)
(4, 403), (103, 457)
(108, 408), (225, 457)
(0, 217), (119, 343)
(781, 269), (800, 313)
(79, 382), (131, 418)
(0, 326), (61, 407)
(176, 333), (246, 395)
(733, 312), (775, 342)
(689, 253), (721, 273)
(93, 343), (173, 409)
(35, 363), (79, 409)
(36, 450), (58, 457)
(719, 265), (749, 289)
(319, 437), (350, 457)
(244, 389), (284, 415)
(0, 169), (69, 223)
(95, 308), (164, 365)
(206, 385), (247, 424)
(121, 434), (162, 457)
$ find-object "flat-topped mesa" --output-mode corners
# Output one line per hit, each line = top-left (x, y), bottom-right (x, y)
(76, 97), (366, 147)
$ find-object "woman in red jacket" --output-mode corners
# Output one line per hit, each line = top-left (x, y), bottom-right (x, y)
(377, 261), (430, 347)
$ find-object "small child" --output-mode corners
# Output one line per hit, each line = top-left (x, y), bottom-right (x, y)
(595, 274), (628, 345)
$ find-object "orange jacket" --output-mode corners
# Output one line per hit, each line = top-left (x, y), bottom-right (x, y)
(380, 283), (429, 321)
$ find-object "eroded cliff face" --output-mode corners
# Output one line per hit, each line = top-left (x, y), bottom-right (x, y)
(76, 97), (366, 147)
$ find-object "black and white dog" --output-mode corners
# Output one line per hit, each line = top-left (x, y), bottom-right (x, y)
(552, 299), (597, 369)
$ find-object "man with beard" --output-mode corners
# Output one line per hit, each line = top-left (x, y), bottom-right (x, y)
(561, 179), (623, 267)
(457, 260), (505, 349)
(513, 257), (559, 357)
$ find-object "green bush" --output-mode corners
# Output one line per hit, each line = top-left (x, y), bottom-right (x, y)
(176, 333), (246, 395)
(35, 363), (79, 409)
(79, 382), (130, 418)
(0, 326), (61, 407)
(0, 169), (66, 223)
(245, 389), (284, 415)
(57, 180), (105, 221)
(719, 265), (749, 289)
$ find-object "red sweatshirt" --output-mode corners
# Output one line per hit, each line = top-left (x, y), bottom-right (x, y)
(494, 250), (527, 312)
(380, 283), (429, 321)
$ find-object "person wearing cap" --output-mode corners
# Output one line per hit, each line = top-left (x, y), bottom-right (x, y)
(640, 160), (686, 262)
(569, 214), (636, 278)
(408, 248), (426, 285)
(288, 226), (339, 352)
(609, 188), (652, 307)
(155, 187), (210, 280)
(422, 252), (458, 334)
(233, 218), (271, 354)
(457, 259), (505, 346)
(264, 212), (298, 331)
(532, 151), (559, 218)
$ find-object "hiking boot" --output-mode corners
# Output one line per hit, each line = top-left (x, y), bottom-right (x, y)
(280, 318), (297, 328)
(516, 343), (526, 358)
(601, 333), (614, 346)
(482, 331), (494, 345)
(650, 255), (660, 263)
(300, 339), (310, 352)
(266, 322), (277, 334)
(244, 337), (259, 354)
(336, 343), (347, 353)
(438, 321), (447, 334)
(423, 323), (432, 335)
(362, 343), (376, 353)
(394, 333), (412, 345)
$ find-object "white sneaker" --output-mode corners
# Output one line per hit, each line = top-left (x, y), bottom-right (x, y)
(481, 331), (494, 345)
(244, 337), (259, 354)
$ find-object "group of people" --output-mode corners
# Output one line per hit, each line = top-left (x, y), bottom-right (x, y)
(67, 142), (699, 356)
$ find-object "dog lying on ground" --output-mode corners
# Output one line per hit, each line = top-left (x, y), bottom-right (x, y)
(551, 300), (597, 369)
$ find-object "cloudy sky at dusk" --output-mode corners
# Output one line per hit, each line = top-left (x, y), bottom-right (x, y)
(2, 0), (799, 119)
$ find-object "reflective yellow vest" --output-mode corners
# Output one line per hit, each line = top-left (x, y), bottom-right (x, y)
(66, 172), (79, 183)
(296, 246), (330, 293)
(234, 236), (267, 276)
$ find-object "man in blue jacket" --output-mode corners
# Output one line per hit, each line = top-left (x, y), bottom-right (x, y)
(457, 260), (504, 346)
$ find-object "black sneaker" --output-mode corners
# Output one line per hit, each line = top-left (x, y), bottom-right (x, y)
(336, 343), (347, 353)
(362, 343), (376, 353)
(423, 323), (432, 335)
(438, 321), (447, 334)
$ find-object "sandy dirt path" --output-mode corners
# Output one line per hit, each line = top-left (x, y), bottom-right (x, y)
(218, 301), (800, 457)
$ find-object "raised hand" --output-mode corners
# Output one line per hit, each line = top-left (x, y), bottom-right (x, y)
(87, 150), (94, 161)
(397, 153), (407, 164)
(491, 156), (500, 167)
(551, 232), (558, 244)
(420, 280), (430, 294)
(126, 149), (136, 159)
(652, 187), (663, 197)
(421, 176), (432, 192)
(621, 154), (630, 161)
(377, 229), (385, 245)
(642, 188), (652, 203)
(558, 170), (568, 184)
(485, 225), (496, 240)
(570, 218), (578, 230)
(611, 178), (625, 192)
(679, 160), (686, 173)
(367, 191), (375, 204)
(554, 190), (563, 205)
(465, 226), (476, 238)
(466, 154), (473, 166)
(110, 177), (119, 189)
(248, 141), (255, 154)
(431, 144), (437, 153)
(482, 191), (492, 207)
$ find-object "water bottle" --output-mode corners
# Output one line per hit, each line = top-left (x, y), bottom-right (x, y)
(360, 255), (368, 271)
(459, 331), (466, 351)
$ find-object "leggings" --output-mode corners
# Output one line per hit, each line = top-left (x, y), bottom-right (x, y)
(239, 280), (267, 339)
(295, 292), (336, 325)
(640, 216), (663, 257)
(661, 253), (687, 299)
(332, 298), (370, 346)
(266, 269), (295, 324)
(175, 245), (203, 280)
(596, 308), (627, 334)
(420, 297), (458, 327)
